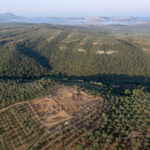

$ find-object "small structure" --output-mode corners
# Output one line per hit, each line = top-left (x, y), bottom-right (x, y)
(48, 95), (52, 98)
(65, 121), (69, 125)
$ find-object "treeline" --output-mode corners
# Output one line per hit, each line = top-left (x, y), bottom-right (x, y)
(0, 78), (57, 109)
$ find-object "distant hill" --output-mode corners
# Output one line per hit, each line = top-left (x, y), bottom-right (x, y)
(113, 17), (137, 22)
(84, 17), (110, 22)
(0, 12), (149, 25)
(0, 12), (25, 21)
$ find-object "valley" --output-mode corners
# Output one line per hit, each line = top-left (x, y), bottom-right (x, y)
(0, 23), (150, 149)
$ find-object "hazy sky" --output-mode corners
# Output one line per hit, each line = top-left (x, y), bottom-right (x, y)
(0, 0), (150, 17)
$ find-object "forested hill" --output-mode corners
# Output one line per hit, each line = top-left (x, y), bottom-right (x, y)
(0, 23), (150, 79)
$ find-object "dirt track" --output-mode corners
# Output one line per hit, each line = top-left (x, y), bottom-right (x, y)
(0, 86), (103, 128)
(0, 101), (28, 113)
(0, 97), (48, 113)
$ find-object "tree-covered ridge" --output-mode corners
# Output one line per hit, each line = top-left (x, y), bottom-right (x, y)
(0, 23), (150, 78)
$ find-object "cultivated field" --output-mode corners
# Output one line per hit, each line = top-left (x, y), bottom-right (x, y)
(28, 86), (103, 127)
(0, 86), (104, 150)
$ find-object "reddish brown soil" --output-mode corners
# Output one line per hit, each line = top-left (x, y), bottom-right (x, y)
(28, 86), (102, 127)
(0, 86), (103, 129)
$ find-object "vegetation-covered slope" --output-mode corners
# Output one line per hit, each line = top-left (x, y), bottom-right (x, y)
(0, 23), (150, 150)
(1, 23), (150, 78)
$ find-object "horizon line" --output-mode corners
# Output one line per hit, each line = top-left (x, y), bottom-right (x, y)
(1, 12), (150, 18)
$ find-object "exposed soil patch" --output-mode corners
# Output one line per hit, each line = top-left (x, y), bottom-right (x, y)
(28, 97), (72, 127)
(96, 50), (118, 55)
(77, 48), (86, 52)
(143, 48), (150, 52)
(52, 86), (100, 115)
(59, 46), (67, 50)
(46, 31), (62, 42)
(28, 86), (102, 127)
(96, 50), (105, 55)
(127, 131), (142, 139)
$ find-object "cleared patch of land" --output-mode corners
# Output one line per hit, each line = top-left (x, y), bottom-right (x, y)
(77, 48), (86, 52)
(28, 97), (72, 127)
(96, 50), (118, 55)
(28, 86), (102, 127)
(0, 85), (104, 150)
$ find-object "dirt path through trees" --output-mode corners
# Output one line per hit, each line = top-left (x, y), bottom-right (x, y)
(0, 101), (28, 113)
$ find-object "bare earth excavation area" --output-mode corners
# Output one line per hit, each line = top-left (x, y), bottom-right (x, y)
(0, 85), (104, 150)
(28, 86), (102, 127)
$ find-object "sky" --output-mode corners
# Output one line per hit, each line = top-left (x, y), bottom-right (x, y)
(0, 0), (150, 17)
